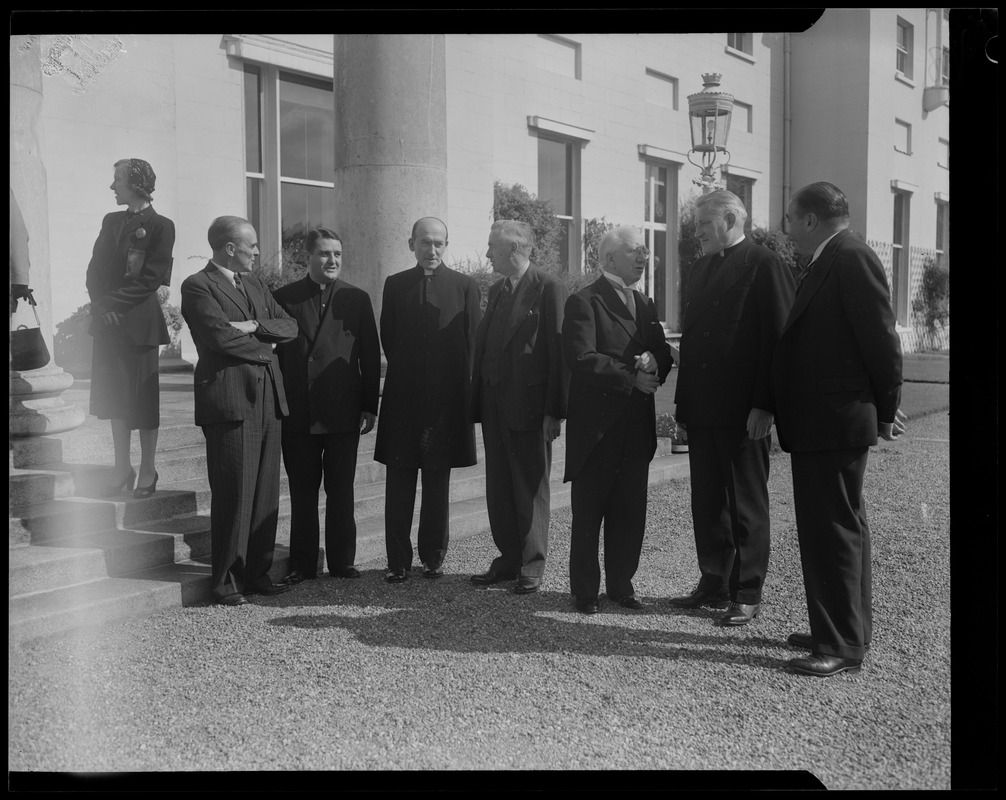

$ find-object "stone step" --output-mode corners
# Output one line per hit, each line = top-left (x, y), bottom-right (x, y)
(9, 491), (199, 548)
(9, 445), (686, 643)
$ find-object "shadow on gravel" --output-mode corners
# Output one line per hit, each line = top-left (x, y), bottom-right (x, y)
(263, 573), (782, 670)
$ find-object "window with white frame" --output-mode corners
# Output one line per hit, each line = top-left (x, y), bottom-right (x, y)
(537, 34), (581, 80)
(892, 189), (911, 325)
(727, 32), (753, 55)
(644, 68), (678, 110)
(642, 161), (679, 326)
(894, 119), (912, 155)
(244, 64), (335, 271)
(896, 18), (914, 78)
(937, 138), (949, 169)
(935, 201), (949, 269)
(537, 135), (581, 272)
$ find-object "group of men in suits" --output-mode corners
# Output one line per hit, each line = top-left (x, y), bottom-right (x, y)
(180, 179), (903, 678)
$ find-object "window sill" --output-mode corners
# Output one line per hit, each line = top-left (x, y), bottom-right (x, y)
(894, 71), (916, 89)
(724, 46), (756, 65)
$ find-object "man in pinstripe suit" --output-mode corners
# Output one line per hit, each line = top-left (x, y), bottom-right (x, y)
(181, 216), (299, 606)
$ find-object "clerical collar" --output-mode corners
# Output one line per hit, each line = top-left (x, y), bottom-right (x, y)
(602, 271), (636, 291)
(421, 262), (442, 277)
(717, 235), (746, 258)
(311, 277), (334, 292)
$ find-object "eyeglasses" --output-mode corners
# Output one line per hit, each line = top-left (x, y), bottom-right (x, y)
(628, 246), (651, 258)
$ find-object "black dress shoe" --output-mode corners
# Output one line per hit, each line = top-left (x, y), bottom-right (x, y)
(422, 563), (444, 579)
(385, 568), (408, 583)
(788, 653), (863, 677)
(331, 567), (361, 579)
(283, 570), (316, 585)
(614, 595), (646, 610)
(718, 602), (760, 626)
(668, 586), (730, 609)
(216, 593), (249, 607)
(246, 583), (291, 596)
(514, 576), (541, 594)
(575, 598), (600, 614)
(133, 471), (159, 498)
(470, 569), (516, 586)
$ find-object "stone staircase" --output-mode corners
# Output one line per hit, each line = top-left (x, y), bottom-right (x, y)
(10, 414), (688, 644)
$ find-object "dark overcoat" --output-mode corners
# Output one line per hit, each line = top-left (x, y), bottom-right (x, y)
(674, 239), (795, 427)
(374, 263), (482, 469)
(562, 276), (673, 482)
(273, 276), (381, 435)
(771, 230), (903, 452)
(86, 206), (174, 346)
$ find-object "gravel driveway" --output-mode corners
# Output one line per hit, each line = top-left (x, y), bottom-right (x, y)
(8, 411), (951, 789)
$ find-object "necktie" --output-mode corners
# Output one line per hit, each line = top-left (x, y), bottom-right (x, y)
(621, 286), (636, 321)
(796, 260), (816, 291)
(233, 272), (248, 298)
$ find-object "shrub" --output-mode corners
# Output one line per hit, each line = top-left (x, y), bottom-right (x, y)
(911, 255), (950, 351)
(492, 181), (563, 274)
(256, 234), (310, 292)
(53, 303), (93, 376)
(750, 225), (800, 279)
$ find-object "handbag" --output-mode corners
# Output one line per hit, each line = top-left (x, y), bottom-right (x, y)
(10, 290), (51, 372)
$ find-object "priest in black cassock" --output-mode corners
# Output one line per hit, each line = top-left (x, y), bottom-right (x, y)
(374, 217), (482, 583)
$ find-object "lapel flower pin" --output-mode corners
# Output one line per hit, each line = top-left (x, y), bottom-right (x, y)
(134, 228), (147, 240)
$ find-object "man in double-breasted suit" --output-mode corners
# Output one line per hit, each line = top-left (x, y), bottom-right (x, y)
(374, 217), (482, 583)
(470, 220), (569, 595)
(181, 216), (298, 606)
(671, 190), (796, 626)
(273, 228), (381, 584)
(562, 227), (673, 614)
(774, 182), (904, 677)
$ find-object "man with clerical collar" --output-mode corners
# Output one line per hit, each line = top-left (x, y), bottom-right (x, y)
(374, 217), (482, 583)
(273, 228), (380, 585)
(470, 219), (569, 596)
(670, 190), (796, 627)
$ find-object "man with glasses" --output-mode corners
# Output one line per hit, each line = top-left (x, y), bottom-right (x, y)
(374, 217), (482, 583)
(670, 190), (796, 626)
(562, 227), (673, 613)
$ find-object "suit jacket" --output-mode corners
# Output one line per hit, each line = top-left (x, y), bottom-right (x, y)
(181, 262), (298, 426)
(674, 239), (795, 427)
(273, 276), (381, 435)
(374, 263), (482, 469)
(771, 230), (903, 453)
(562, 276), (674, 482)
(471, 265), (569, 432)
(85, 206), (175, 346)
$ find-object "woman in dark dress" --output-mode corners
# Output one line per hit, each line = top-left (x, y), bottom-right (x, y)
(86, 158), (175, 497)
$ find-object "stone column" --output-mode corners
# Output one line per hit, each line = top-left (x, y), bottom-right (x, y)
(10, 35), (85, 445)
(332, 34), (448, 319)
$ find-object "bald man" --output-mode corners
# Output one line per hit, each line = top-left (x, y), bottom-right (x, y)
(562, 226), (673, 613)
(374, 217), (482, 582)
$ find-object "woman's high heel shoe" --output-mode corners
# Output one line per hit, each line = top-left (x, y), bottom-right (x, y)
(101, 468), (136, 497)
(133, 471), (159, 499)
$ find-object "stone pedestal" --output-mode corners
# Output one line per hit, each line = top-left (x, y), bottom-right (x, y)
(10, 35), (84, 442)
(332, 34), (448, 319)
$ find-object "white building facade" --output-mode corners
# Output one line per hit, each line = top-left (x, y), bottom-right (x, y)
(25, 10), (950, 357)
